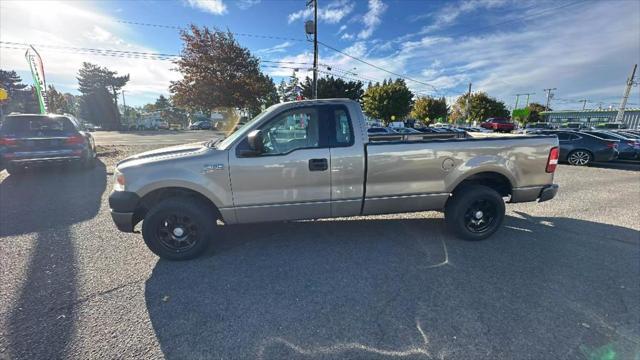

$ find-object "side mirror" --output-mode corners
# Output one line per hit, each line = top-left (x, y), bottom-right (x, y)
(247, 130), (264, 154)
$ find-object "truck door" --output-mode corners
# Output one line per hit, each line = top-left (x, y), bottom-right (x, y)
(229, 106), (331, 223)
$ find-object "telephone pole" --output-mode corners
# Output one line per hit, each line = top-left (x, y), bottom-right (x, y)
(464, 82), (472, 120)
(579, 99), (588, 110)
(514, 92), (535, 109)
(307, 0), (318, 99)
(121, 90), (127, 122)
(614, 64), (637, 123)
(543, 88), (556, 110)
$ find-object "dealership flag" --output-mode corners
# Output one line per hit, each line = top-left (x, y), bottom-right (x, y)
(24, 45), (48, 114)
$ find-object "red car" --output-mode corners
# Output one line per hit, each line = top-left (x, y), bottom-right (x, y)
(480, 118), (515, 133)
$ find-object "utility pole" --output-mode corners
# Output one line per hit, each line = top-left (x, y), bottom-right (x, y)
(579, 99), (588, 110)
(543, 88), (556, 110)
(121, 90), (127, 123)
(614, 64), (637, 123)
(306, 0), (318, 99)
(464, 82), (472, 121)
(514, 92), (535, 109)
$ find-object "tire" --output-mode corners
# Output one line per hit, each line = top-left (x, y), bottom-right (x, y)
(567, 150), (592, 166)
(142, 197), (215, 260)
(444, 185), (506, 241)
(82, 150), (96, 169)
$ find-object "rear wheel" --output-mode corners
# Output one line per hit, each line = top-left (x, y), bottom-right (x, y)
(567, 150), (592, 166)
(142, 197), (215, 260)
(445, 185), (505, 241)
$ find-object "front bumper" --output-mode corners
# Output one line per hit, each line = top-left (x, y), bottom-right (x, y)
(109, 191), (140, 232)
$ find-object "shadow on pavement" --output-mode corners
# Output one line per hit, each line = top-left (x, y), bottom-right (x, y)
(145, 214), (639, 359)
(2, 162), (107, 359)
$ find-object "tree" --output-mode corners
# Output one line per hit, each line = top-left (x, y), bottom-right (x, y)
(76, 62), (129, 129)
(154, 95), (170, 111)
(410, 96), (448, 124)
(0, 69), (32, 114)
(277, 71), (301, 102)
(170, 25), (268, 112)
(248, 74), (278, 116)
(46, 85), (75, 114)
(301, 76), (364, 101)
(450, 92), (509, 123)
(362, 79), (413, 124)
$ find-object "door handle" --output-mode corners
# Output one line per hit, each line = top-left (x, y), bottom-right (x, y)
(308, 158), (328, 171)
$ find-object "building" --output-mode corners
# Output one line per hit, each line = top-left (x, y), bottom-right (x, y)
(541, 108), (640, 129)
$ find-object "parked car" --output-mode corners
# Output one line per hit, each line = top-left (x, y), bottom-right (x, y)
(480, 118), (515, 133)
(595, 122), (627, 130)
(393, 127), (422, 134)
(583, 130), (640, 160)
(560, 122), (592, 130)
(541, 130), (618, 166)
(519, 122), (554, 134)
(189, 121), (212, 130)
(0, 114), (97, 175)
(109, 99), (559, 260)
(367, 127), (396, 134)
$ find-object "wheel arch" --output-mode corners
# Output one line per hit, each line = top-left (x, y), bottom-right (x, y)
(448, 170), (514, 198)
(132, 186), (223, 228)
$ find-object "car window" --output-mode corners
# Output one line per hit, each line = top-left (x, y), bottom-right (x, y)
(333, 108), (352, 146)
(0, 116), (76, 137)
(258, 108), (320, 155)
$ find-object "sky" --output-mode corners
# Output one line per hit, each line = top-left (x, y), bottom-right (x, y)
(1, 0), (639, 110)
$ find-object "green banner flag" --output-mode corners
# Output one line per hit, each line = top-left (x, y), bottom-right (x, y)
(25, 45), (48, 114)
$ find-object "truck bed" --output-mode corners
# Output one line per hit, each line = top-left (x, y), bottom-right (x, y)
(362, 135), (558, 215)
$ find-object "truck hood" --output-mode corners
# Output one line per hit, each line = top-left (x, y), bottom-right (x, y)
(117, 142), (209, 167)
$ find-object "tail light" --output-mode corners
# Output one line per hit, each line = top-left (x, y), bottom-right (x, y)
(546, 147), (559, 173)
(65, 135), (85, 145)
(0, 137), (17, 146)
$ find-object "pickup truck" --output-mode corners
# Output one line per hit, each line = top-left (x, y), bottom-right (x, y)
(480, 118), (515, 133)
(109, 99), (559, 260)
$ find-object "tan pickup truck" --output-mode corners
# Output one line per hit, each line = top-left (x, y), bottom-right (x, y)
(109, 99), (559, 260)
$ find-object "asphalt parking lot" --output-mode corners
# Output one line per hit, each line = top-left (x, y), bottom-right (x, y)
(91, 130), (221, 146)
(0, 145), (638, 359)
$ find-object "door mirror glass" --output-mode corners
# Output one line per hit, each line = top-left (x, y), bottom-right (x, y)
(247, 130), (264, 154)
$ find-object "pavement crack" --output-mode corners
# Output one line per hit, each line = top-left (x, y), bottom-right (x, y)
(51, 277), (147, 312)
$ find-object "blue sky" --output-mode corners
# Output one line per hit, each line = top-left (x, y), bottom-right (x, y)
(1, 0), (639, 110)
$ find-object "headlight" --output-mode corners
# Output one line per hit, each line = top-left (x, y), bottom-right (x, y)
(113, 169), (126, 191)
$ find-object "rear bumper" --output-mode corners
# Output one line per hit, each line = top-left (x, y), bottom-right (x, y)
(511, 184), (559, 203)
(111, 211), (135, 232)
(7, 155), (82, 164)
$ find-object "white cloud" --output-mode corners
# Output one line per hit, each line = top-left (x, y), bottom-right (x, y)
(421, 0), (506, 33)
(256, 41), (292, 54)
(185, 0), (227, 15)
(236, 0), (260, 10)
(357, 0), (388, 39)
(341, 33), (354, 40)
(0, 1), (179, 105)
(337, 24), (347, 34)
(288, 0), (355, 24)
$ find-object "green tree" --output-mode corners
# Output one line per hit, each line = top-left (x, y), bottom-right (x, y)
(248, 74), (278, 116)
(301, 75), (364, 101)
(170, 25), (269, 112)
(450, 92), (509, 123)
(154, 95), (170, 111)
(77, 62), (129, 129)
(362, 79), (413, 124)
(46, 85), (75, 114)
(410, 96), (448, 124)
(277, 71), (302, 102)
(0, 69), (32, 114)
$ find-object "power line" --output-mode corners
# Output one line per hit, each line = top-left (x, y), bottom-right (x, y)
(116, 19), (307, 42)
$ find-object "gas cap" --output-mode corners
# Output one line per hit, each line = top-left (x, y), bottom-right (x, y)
(442, 158), (455, 171)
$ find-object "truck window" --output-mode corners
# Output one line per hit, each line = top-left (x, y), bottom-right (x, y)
(258, 108), (320, 155)
(333, 108), (353, 146)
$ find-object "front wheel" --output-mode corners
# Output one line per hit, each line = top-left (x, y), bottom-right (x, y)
(444, 185), (506, 241)
(142, 198), (216, 260)
(567, 150), (592, 166)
